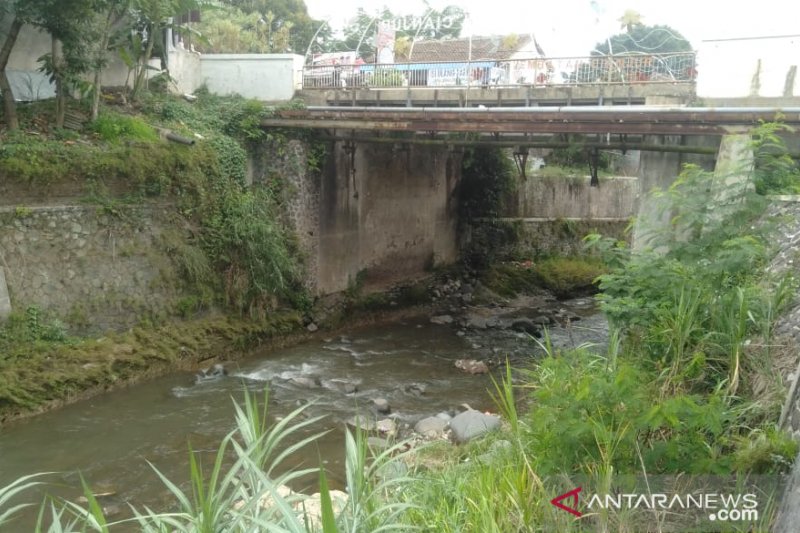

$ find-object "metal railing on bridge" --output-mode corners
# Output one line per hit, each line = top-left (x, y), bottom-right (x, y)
(302, 52), (697, 90)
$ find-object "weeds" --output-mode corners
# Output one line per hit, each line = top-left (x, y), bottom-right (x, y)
(89, 112), (159, 144)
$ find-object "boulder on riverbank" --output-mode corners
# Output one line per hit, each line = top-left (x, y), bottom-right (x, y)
(449, 410), (501, 443)
(414, 416), (449, 438)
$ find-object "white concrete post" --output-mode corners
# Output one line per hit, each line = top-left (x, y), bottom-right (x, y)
(0, 267), (11, 320)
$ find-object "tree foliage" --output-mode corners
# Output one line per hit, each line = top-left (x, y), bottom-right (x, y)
(594, 23), (692, 55)
(216, 0), (322, 53)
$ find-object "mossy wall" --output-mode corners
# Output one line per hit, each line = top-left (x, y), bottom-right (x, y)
(471, 218), (629, 259)
(0, 205), (184, 333)
(467, 174), (636, 260)
(501, 175), (639, 219)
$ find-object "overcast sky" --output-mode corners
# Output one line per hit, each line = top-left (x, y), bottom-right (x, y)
(304, 0), (800, 56)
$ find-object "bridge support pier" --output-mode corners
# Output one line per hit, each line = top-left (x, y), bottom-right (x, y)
(313, 141), (462, 294)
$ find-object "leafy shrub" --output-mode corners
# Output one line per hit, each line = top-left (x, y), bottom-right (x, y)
(208, 135), (248, 184)
(540, 122), (800, 486)
(533, 257), (605, 297)
(222, 98), (268, 143)
(526, 349), (734, 475)
(371, 69), (407, 87)
(750, 121), (800, 194)
(0, 307), (69, 346)
(90, 112), (159, 143)
(482, 261), (540, 297)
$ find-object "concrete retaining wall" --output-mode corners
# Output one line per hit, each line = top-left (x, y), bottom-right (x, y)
(474, 218), (629, 260)
(0, 206), (182, 333)
(478, 174), (638, 259)
(502, 175), (639, 219)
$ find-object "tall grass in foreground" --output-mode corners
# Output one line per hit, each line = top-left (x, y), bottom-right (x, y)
(0, 473), (48, 527)
(0, 389), (416, 532)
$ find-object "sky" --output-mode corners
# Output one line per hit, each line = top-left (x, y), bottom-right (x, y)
(303, 0), (800, 57)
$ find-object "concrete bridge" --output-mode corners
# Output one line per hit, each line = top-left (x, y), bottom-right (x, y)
(299, 52), (697, 108)
(259, 102), (800, 295)
(263, 105), (800, 136)
(297, 83), (696, 108)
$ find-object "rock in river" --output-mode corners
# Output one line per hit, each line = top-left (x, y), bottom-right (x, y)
(415, 416), (449, 438)
(449, 410), (501, 443)
(289, 376), (319, 389)
(373, 398), (391, 414)
(510, 318), (541, 336)
(430, 315), (454, 325)
(454, 359), (489, 375)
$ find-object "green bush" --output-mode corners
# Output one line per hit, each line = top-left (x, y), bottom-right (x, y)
(481, 261), (540, 297)
(533, 256), (605, 297)
(89, 112), (159, 143)
(371, 69), (407, 87)
(526, 349), (734, 475)
(750, 121), (800, 194)
(0, 306), (69, 347)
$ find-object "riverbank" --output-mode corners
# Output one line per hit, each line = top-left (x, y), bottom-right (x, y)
(0, 256), (605, 427)
(0, 275), (606, 528)
(0, 295), (448, 426)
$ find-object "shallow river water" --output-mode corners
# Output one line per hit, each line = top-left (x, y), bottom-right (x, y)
(0, 299), (607, 529)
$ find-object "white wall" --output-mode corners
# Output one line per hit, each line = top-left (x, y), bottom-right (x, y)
(198, 54), (304, 101)
(697, 36), (800, 98)
(167, 43), (202, 95)
(5, 25), (303, 103)
(6, 25), (156, 101)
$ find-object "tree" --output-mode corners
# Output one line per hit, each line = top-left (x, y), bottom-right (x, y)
(0, 5), (25, 130)
(125, 0), (208, 101)
(88, 0), (130, 120)
(594, 23), (692, 56)
(584, 21), (693, 83)
(617, 9), (643, 34)
(222, 0), (321, 53)
(30, 0), (96, 128)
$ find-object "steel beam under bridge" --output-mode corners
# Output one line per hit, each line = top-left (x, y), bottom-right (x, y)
(262, 106), (800, 136)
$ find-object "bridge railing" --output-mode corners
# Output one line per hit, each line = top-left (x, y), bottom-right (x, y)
(302, 52), (697, 90)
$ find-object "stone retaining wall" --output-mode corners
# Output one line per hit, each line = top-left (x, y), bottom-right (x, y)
(763, 198), (800, 531)
(0, 205), (183, 333)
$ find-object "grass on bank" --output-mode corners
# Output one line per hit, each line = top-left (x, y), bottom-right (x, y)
(482, 256), (606, 299)
(0, 310), (302, 422)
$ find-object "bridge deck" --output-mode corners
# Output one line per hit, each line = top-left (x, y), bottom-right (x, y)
(263, 106), (800, 136)
(296, 83), (696, 108)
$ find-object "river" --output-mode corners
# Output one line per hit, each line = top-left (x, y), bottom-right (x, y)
(0, 297), (606, 530)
